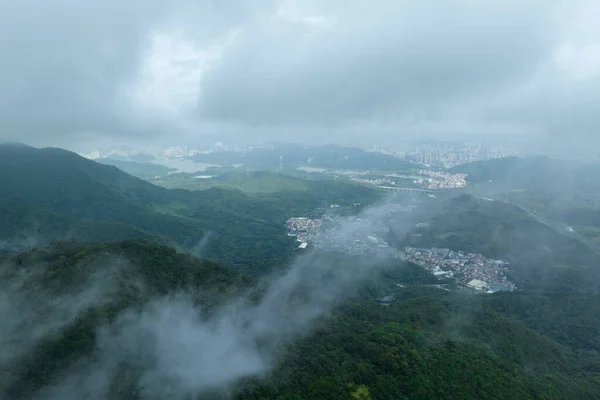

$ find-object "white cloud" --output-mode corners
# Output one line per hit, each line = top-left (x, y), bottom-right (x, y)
(120, 29), (238, 122)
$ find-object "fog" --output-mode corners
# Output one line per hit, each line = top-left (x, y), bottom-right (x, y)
(3, 153), (600, 397)
(1, 0), (600, 398)
(0, 258), (126, 379)
(0, 198), (408, 399)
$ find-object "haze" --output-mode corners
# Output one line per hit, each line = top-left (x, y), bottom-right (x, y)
(2, 3), (600, 396)
(1, 0), (599, 153)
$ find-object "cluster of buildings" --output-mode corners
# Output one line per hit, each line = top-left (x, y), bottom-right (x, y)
(404, 247), (516, 293)
(286, 214), (392, 254)
(346, 170), (467, 192)
(416, 170), (467, 189)
(393, 142), (519, 168)
(285, 217), (323, 247)
(286, 215), (518, 294)
(285, 203), (413, 254)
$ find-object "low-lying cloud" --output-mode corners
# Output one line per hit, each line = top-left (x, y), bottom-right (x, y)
(0, 257), (125, 377)
(1, 199), (407, 399)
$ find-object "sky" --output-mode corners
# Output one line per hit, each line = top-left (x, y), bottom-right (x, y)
(0, 0), (598, 152)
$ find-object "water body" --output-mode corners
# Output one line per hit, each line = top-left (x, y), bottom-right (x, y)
(150, 158), (220, 174)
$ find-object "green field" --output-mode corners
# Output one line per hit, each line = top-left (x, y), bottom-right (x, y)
(154, 171), (314, 193)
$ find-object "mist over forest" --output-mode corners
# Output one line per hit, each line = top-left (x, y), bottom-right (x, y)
(2, 1), (600, 399)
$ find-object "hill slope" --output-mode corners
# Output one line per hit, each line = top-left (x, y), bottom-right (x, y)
(3, 242), (600, 399)
(450, 156), (600, 210)
(238, 291), (600, 400)
(0, 240), (253, 399)
(0, 144), (296, 271)
(391, 194), (600, 294)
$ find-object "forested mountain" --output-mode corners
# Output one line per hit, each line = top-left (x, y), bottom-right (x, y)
(0, 144), (377, 273)
(0, 144), (296, 271)
(2, 241), (600, 399)
(95, 158), (175, 180)
(3, 144), (600, 399)
(393, 194), (600, 294)
(239, 291), (600, 399)
(0, 240), (253, 399)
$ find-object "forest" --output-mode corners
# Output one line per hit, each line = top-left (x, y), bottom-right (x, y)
(2, 241), (600, 399)
(0, 144), (380, 274)
(2, 144), (600, 399)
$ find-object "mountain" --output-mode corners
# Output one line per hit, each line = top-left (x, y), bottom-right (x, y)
(391, 194), (600, 294)
(238, 291), (600, 400)
(0, 144), (386, 273)
(189, 144), (415, 171)
(0, 240), (253, 399)
(450, 156), (600, 210)
(3, 241), (600, 399)
(449, 156), (600, 258)
(95, 158), (174, 180)
(0, 144), (296, 271)
(4, 144), (600, 399)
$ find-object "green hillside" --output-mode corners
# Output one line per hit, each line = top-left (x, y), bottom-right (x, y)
(3, 242), (600, 399)
(0, 144), (297, 271)
(3, 145), (600, 399)
(238, 292), (600, 400)
(96, 158), (175, 180)
(98, 160), (383, 208)
(0, 144), (384, 273)
(0, 240), (253, 399)
(394, 194), (600, 294)
(450, 156), (600, 211)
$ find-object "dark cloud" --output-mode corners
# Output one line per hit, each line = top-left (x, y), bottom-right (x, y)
(199, 1), (555, 126)
(0, 1), (161, 144)
(0, 0), (598, 149)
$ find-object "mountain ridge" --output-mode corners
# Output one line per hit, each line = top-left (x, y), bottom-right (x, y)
(0, 143), (296, 271)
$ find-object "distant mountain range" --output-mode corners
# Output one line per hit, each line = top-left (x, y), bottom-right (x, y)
(188, 143), (416, 171)
(79, 143), (417, 171)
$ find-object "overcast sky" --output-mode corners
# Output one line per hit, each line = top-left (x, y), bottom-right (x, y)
(0, 0), (598, 151)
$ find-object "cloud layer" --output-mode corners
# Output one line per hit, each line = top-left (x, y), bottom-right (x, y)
(0, 199), (403, 399)
(0, 0), (598, 149)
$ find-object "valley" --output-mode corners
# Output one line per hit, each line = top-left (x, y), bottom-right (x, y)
(2, 143), (600, 399)
(3, 3), (599, 398)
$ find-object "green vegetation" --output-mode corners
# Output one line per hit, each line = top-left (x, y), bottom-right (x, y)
(155, 170), (323, 193)
(237, 292), (600, 399)
(0, 144), (381, 273)
(3, 242), (600, 399)
(4, 145), (600, 399)
(396, 194), (600, 294)
(188, 144), (416, 171)
(0, 240), (253, 399)
(96, 158), (175, 180)
(452, 156), (600, 216)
